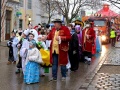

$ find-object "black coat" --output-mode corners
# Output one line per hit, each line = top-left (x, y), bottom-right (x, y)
(7, 38), (14, 61)
(68, 33), (79, 71)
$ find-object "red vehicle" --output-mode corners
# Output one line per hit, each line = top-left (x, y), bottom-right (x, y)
(88, 17), (111, 43)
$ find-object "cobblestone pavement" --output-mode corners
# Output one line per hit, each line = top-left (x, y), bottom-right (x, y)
(88, 73), (120, 90)
(115, 42), (120, 48)
(79, 48), (120, 90)
(104, 48), (120, 65)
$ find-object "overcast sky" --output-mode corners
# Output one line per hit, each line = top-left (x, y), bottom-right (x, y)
(85, 1), (120, 16)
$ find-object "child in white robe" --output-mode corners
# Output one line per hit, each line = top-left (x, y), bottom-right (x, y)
(37, 35), (48, 76)
(19, 30), (29, 74)
(7, 31), (19, 65)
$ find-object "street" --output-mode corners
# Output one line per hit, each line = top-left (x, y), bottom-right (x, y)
(0, 44), (111, 90)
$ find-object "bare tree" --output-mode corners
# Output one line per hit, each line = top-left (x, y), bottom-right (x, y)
(53, 0), (104, 24)
(100, 0), (120, 9)
(39, 0), (57, 24)
(107, 0), (120, 9)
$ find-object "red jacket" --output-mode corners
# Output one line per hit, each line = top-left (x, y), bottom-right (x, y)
(47, 26), (71, 65)
(82, 27), (95, 52)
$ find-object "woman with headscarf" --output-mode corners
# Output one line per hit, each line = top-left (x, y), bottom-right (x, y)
(75, 25), (83, 62)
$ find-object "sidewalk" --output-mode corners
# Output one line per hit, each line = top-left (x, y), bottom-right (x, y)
(0, 41), (7, 47)
(79, 47), (120, 90)
(115, 41), (120, 48)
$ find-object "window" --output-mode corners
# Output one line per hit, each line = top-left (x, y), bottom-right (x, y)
(19, 19), (23, 29)
(94, 20), (105, 26)
(19, 0), (23, 7)
(28, 0), (32, 9)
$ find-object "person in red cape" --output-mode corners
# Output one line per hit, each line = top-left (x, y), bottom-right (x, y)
(47, 19), (71, 81)
(82, 22), (95, 65)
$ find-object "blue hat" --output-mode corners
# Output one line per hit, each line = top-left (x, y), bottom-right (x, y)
(29, 40), (36, 46)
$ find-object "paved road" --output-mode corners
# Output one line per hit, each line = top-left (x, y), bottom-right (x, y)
(79, 44), (120, 90)
(0, 45), (110, 90)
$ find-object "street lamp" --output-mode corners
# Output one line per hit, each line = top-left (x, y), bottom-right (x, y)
(28, 17), (31, 21)
(28, 17), (31, 24)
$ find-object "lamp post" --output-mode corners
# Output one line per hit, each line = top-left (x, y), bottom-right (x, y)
(28, 17), (31, 24)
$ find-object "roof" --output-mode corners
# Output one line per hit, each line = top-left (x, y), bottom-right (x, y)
(96, 4), (118, 17)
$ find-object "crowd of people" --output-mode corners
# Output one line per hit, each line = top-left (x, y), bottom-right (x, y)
(6, 19), (102, 84)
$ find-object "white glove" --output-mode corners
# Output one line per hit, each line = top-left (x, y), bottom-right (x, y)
(73, 50), (76, 55)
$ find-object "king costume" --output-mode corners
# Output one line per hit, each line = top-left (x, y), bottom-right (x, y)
(82, 23), (95, 65)
(47, 19), (71, 80)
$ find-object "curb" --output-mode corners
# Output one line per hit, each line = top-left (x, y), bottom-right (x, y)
(0, 42), (7, 47)
(0, 44), (7, 47)
(0, 45), (7, 47)
(78, 49), (112, 90)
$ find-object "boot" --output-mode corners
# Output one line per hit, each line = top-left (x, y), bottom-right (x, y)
(84, 56), (88, 63)
(87, 58), (91, 65)
(15, 69), (20, 74)
(7, 61), (12, 65)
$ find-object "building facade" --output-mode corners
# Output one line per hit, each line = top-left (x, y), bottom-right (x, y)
(1, 0), (62, 41)
(1, 0), (20, 41)
(19, 0), (33, 29)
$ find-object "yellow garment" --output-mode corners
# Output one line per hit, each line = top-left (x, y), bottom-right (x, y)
(52, 30), (59, 54)
(110, 30), (116, 38)
(84, 28), (88, 43)
(40, 49), (51, 66)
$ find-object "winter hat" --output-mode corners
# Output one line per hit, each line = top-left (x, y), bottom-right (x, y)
(38, 35), (42, 38)
(29, 40), (36, 47)
(11, 29), (17, 34)
(34, 26), (38, 30)
(23, 30), (29, 36)
(75, 25), (81, 31)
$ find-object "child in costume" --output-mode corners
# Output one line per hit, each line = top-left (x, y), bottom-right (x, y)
(94, 27), (102, 53)
(42, 35), (48, 50)
(36, 35), (44, 50)
(29, 33), (35, 42)
(19, 30), (29, 74)
(16, 31), (23, 74)
(37, 35), (47, 50)
(37, 35), (48, 76)
(24, 40), (42, 84)
(7, 30), (19, 65)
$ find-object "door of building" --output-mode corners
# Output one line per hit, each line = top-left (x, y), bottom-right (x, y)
(5, 10), (12, 40)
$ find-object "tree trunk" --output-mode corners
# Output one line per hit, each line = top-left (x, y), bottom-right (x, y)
(65, 14), (70, 25)
(48, 2), (51, 24)
(48, 14), (51, 24)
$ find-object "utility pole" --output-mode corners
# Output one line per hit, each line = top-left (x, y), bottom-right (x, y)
(0, 0), (1, 42)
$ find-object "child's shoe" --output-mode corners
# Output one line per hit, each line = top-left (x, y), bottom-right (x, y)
(13, 61), (16, 64)
(7, 61), (12, 65)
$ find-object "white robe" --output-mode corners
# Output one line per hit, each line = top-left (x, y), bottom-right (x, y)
(12, 37), (19, 61)
(20, 39), (29, 74)
(42, 41), (48, 50)
(25, 48), (43, 65)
